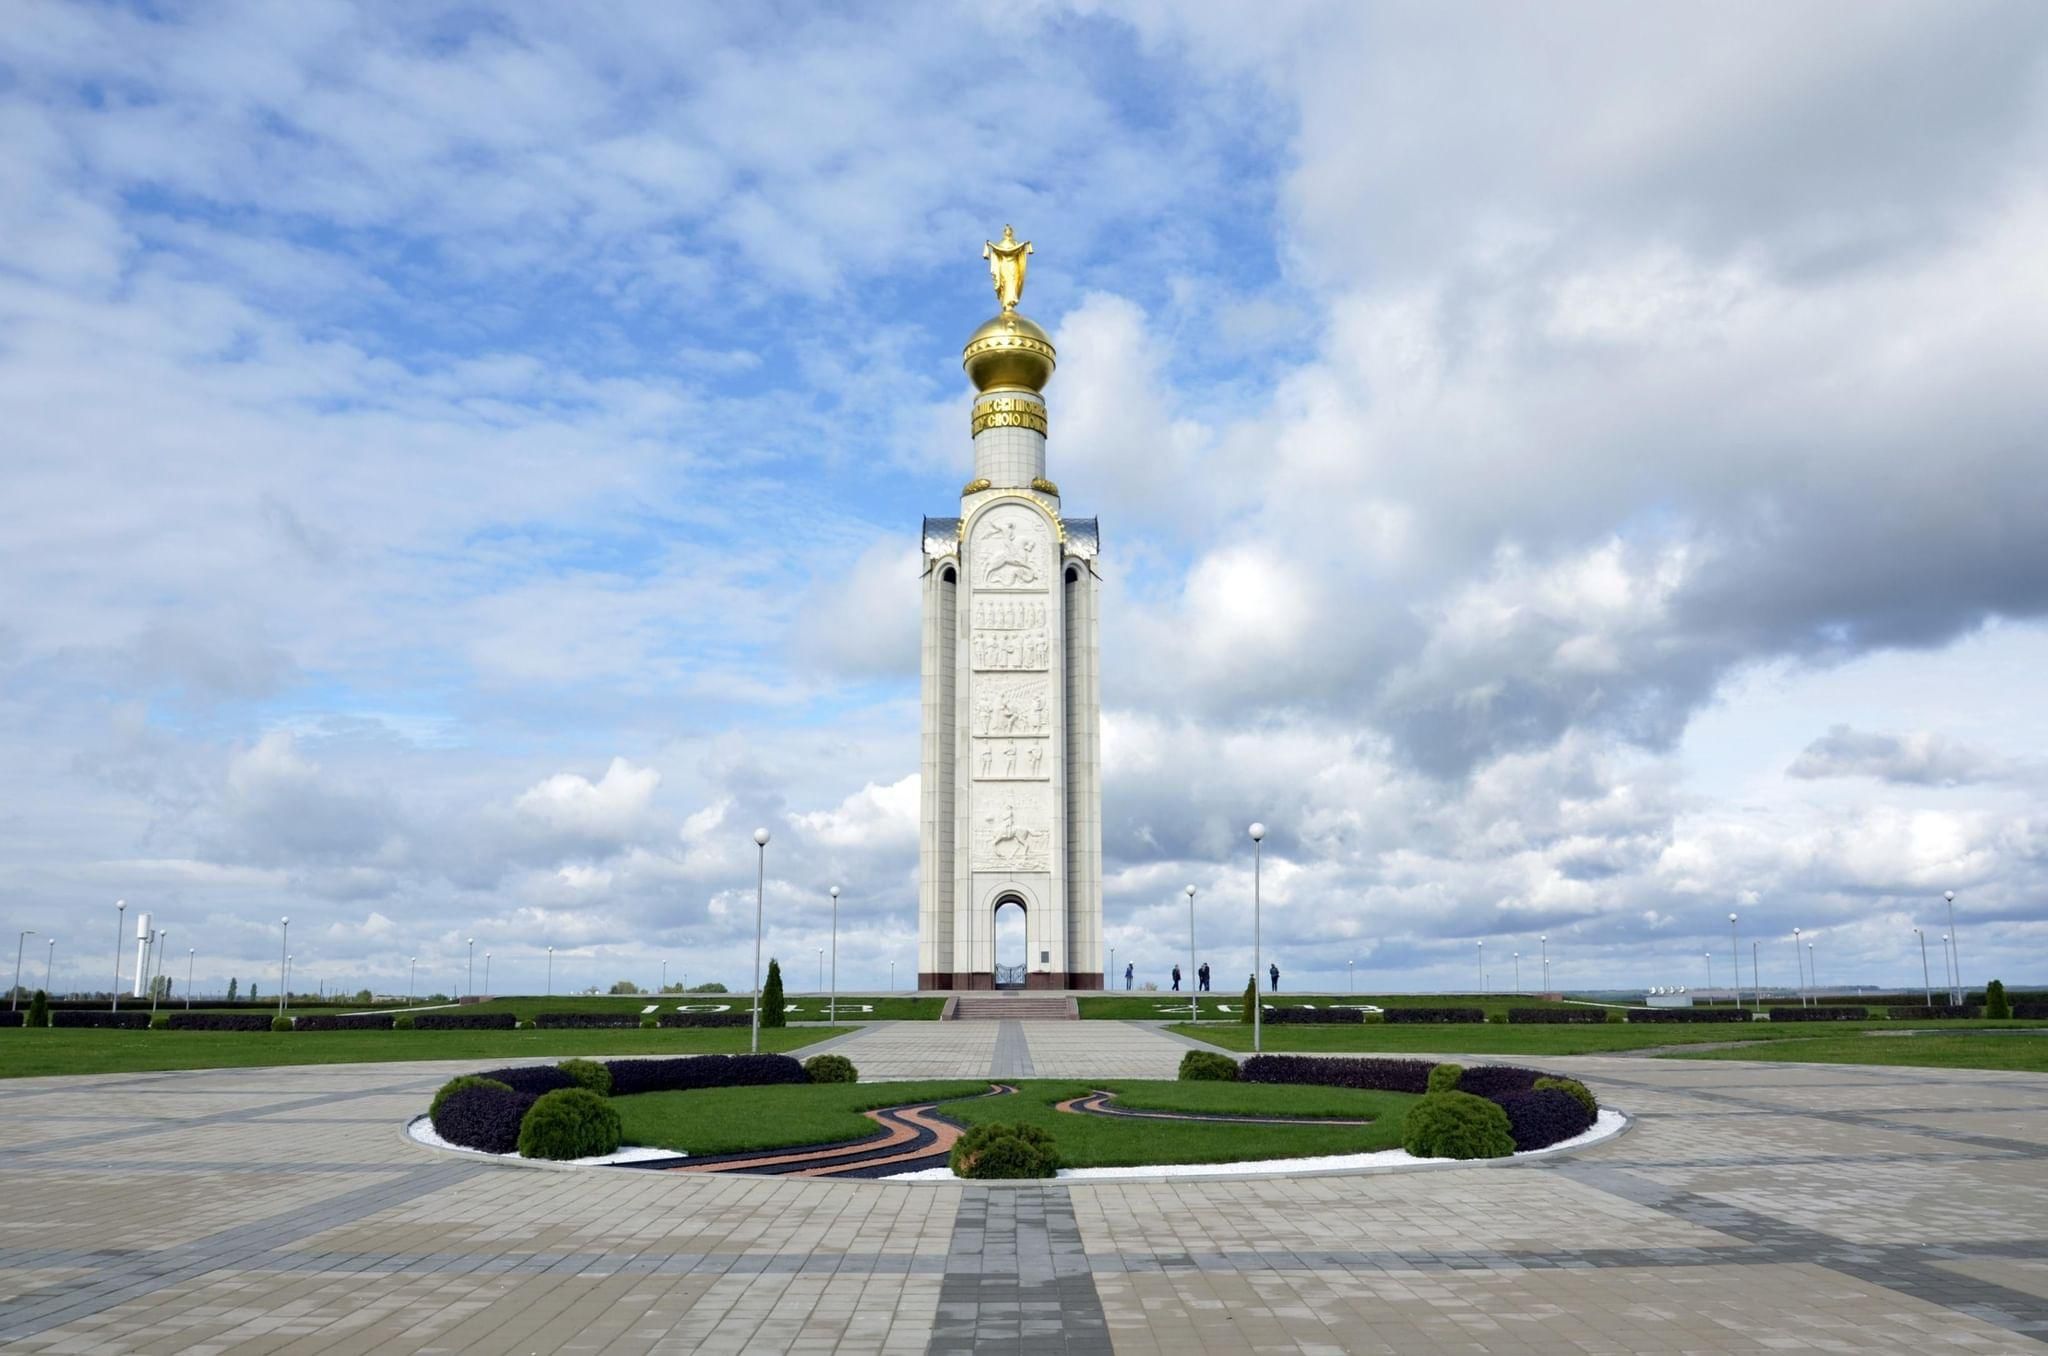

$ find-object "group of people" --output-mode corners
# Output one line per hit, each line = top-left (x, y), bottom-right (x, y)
(1121, 962), (1282, 991)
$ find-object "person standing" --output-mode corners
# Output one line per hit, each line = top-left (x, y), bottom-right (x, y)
(1198, 962), (1210, 992)
(1124, 961), (1134, 991)
(1269, 962), (1280, 992)
(1171, 964), (1182, 992)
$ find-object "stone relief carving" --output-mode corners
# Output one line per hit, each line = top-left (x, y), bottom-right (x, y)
(972, 509), (1051, 592)
(974, 598), (1049, 631)
(972, 737), (1048, 780)
(971, 785), (1052, 872)
(971, 675), (1050, 737)
(971, 628), (1048, 670)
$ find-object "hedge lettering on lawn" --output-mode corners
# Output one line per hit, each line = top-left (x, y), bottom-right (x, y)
(656, 1012), (751, 1028)
(291, 1013), (395, 1031)
(1767, 1006), (1867, 1022)
(534, 1012), (639, 1029)
(413, 1011), (518, 1031)
(1264, 1006), (1365, 1025)
(51, 1010), (151, 1029)
(1507, 1007), (1607, 1024)
(1624, 1007), (1751, 1023)
(1381, 1007), (1484, 1024)
(603, 1053), (809, 1097)
(165, 1012), (273, 1032)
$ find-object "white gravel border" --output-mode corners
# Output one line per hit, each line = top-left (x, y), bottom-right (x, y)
(883, 1108), (1629, 1181)
(406, 1114), (683, 1166)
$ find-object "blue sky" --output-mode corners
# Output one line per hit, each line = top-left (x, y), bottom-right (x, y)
(3, 0), (2046, 999)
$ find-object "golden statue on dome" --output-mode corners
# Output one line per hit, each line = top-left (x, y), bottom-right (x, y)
(983, 225), (1033, 313)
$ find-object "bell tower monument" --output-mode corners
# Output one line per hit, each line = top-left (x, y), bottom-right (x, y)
(918, 228), (1103, 990)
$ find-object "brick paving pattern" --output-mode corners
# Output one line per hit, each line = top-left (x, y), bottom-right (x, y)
(0, 1025), (2044, 1352)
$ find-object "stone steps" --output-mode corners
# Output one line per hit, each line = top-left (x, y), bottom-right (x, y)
(945, 993), (1079, 1021)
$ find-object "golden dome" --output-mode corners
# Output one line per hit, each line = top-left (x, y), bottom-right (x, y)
(963, 311), (1056, 393)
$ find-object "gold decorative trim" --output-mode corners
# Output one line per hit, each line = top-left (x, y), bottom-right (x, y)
(1031, 477), (1059, 496)
(961, 477), (992, 495)
(970, 395), (1048, 438)
(957, 492), (1066, 545)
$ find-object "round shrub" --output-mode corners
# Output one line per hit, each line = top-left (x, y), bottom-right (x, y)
(516, 1088), (623, 1160)
(150, 1012), (170, 1030)
(433, 1085), (534, 1154)
(393, 1013), (415, 1030)
(270, 1016), (293, 1032)
(557, 1059), (612, 1096)
(805, 1054), (858, 1084)
(639, 1015), (658, 1029)
(1485, 1012), (1509, 1024)
(1178, 1050), (1239, 1082)
(1426, 1063), (1464, 1094)
(1605, 1008), (1626, 1023)
(431, 1075), (513, 1122)
(1494, 1087), (1596, 1152)
(1534, 1076), (1597, 1119)
(950, 1122), (1058, 1179)
(1401, 1091), (1515, 1160)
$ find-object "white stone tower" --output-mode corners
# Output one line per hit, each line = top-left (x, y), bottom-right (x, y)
(918, 228), (1102, 990)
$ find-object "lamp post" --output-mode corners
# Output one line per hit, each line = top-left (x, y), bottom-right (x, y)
(113, 900), (126, 1012)
(1792, 928), (1803, 1007)
(278, 917), (290, 1016)
(466, 938), (474, 1000)
(46, 936), (57, 999)
(751, 827), (769, 1055)
(1704, 952), (1713, 992)
(483, 952), (491, 996)
(829, 886), (840, 1026)
(889, 960), (894, 992)
(185, 947), (194, 1009)
(1348, 958), (1354, 995)
(1941, 934), (1953, 1006)
(1915, 928), (1932, 1006)
(1540, 935), (1548, 993)
(284, 954), (293, 1011)
(817, 946), (824, 993)
(547, 945), (554, 998)
(1729, 913), (1741, 1011)
(1808, 942), (1816, 999)
(1943, 889), (1961, 1005)
(10, 930), (32, 1011)
(1476, 940), (1483, 994)
(1751, 940), (1758, 1006)
(661, 959), (668, 993)
(1109, 946), (1115, 992)
(1249, 822), (1266, 1055)
(409, 956), (417, 1004)
(151, 929), (168, 1012)
(1185, 885), (1198, 1024)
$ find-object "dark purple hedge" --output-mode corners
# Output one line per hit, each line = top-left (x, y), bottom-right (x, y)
(1455, 1065), (1544, 1098)
(604, 1053), (809, 1096)
(1624, 1007), (1751, 1023)
(656, 1012), (751, 1028)
(413, 1011), (517, 1030)
(2009, 1003), (2047, 1019)
(1493, 1087), (1596, 1151)
(1507, 1008), (1606, 1024)
(292, 1013), (395, 1031)
(1239, 1055), (1437, 1094)
(430, 1085), (537, 1153)
(1264, 1007), (1366, 1025)
(0, 1011), (22, 1028)
(1381, 1008), (1484, 1024)
(164, 1012), (273, 1031)
(534, 1012), (639, 1029)
(475, 1065), (579, 1096)
(1768, 1006), (1867, 1022)
(52, 1010), (151, 1029)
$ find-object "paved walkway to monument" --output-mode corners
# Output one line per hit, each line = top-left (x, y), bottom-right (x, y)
(4, 1021), (2047, 1353)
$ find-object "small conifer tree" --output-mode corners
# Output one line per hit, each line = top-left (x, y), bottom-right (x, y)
(760, 958), (787, 1028)
(1239, 974), (1257, 1024)
(1986, 979), (2011, 1019)
(28, 989), (49, 1028)
(227, 977), (238, 1001)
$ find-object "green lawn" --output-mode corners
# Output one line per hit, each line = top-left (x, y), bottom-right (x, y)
(609, 1078), (1418, 1167)
(1171, 1018), (2048, 1060)
(612, 1080), (991, 1156)
(450, 994), (943, 1022)
(1667, 1033), (2048, 1072)
(1080, 992), (1589, 1020)
(0, 1025), (846, 1079)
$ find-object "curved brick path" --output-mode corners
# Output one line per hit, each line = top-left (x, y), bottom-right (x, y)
(3, 1022), (2048, 1353)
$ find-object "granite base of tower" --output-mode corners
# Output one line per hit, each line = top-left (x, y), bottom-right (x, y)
(920, 971), (1104, 991)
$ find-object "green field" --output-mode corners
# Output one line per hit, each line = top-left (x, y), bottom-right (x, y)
(1668, 1033), (2048, 1072)
(1081, 992), (1589, 1020)
(441, 994), (942, 1022)
(611, 1078), (1418, 1167)
(1173, 1018), (2047, 1057)
(0, 1025), (845, 1079)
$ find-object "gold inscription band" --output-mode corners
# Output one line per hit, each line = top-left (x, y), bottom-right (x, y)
(972, 408), (1049, 436)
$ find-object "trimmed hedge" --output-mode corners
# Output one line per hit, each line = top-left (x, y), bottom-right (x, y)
(1493, 1087), (1597, 1151)
(517, 1088), (622, 1160)
(292, 1013), (395, 1031)
(0, 1011), (22, 1028)
(1507, 1007), (1607, 1024)
(1264, 1006), (1366, 1025)
(804, 1054), (858, 1084)
(1402, 1092), (1515, 1159)
(52, 1010), (151, 1029)
(165, 1012), (273, 1032)
(475, 1065), (579, 1097)
(413, 1011), (517, 1031)
(604, 1053), (808, 1097)
(431, 1085), (535, 1154)
(535, 1012), (639, 1029)
(1767, 1006), (1867, 1022)
(1887, 1005), (1983, 1019)
(1178, 1050), (1240, 1082)
(2012, 1003), (2048, 1020)
(1624, 1007), (1751, 1023)
(431, 1075), (512, 1121)
(1240, 1054), (1436, 1094)
(656, 1012), (751, 1028)
(1535, 1076), (1598, 1119)
(1382, 1007), (1484, 1024)
(1456, 1065), (1543, 1099)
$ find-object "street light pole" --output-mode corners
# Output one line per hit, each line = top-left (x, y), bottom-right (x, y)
(1943, 890), (1961, 1005)
(1729, 913), (1741, 1012)
(1751, 940), (1758, 1006)
(1540, 935), (1548, 994)
(10, 931), (32, 1011)
(409, 956), (417, 1004)
(1476, 940), (1483, 995)
(661, 959), (667, 993)
(113, 900), (127, 1012)
(1792, 928), (1803, 1007)
(152, 930), (168, 1012)
(278, 917), (290, 1017)
(46, 937), (56, 999)
(483, 952), (491, 996)
(466, 938), (474, 1000)
(817, 946), (824, 993)
(1916, 928), (1932, 1006)
(829, 886), (840, 1026)
(284, 954), (293, 1010)
(751, 827), (770, 1055)
(1348, 958), (1354, 995)
(1704, 951), (1713, 992)
(1808, 942), (1816, 999)
(1941, 934), (1953, 1006)
(1249, 823), (1265, 1055)
(1185, 885), (1198, 1025)
(186, 948), (194, 1009)
(547, 945), (554, 997)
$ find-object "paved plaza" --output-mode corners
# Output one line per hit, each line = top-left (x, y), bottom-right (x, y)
(3, 1021), (2047, 1353)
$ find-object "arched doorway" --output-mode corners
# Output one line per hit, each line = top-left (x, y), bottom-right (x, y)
(993, 895), (1027, 988)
